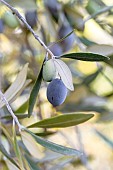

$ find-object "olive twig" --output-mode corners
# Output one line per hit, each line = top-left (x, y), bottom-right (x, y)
(0, 90), (24, 131)
(0, 0), (55, 59)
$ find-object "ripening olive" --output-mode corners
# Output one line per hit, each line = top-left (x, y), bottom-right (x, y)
(25, 10), (37, 28)
(47, 78), (67, 107)
(3, 11), (19, 29)
(42, 59), (56, 82)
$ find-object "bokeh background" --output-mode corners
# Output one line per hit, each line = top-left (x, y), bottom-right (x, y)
(1, 0), (113, 169)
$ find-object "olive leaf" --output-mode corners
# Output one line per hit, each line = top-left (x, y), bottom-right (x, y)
(28, 65), (43, 117)
(1, 114), (28, 120)
(25, 154), (41, 170)
(53, 59), (74, 91)
(60, 52), (110, 61)
(28, 112), (94, 128)
(23, 129), (82, 157)
(21, 131), (44, 159)
(0, 63), (29, 109)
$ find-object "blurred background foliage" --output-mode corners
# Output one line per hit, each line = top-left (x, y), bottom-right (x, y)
(1, 0), (113, 169)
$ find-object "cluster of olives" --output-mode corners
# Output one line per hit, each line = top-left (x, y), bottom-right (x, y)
(42, 59), (67, 107)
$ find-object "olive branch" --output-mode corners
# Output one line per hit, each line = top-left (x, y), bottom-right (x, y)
(0, 0), (55, 130)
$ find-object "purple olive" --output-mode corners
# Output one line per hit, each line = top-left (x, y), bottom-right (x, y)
(47, 78), (67, 106)
(25, 10), (37, 28)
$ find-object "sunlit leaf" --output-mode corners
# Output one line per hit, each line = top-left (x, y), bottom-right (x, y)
(28, 65), (43, 117)
(0, 63), (28, 109)
(28, 113), (94, 128)
(60, 52), (110, 61)
(10, 79), (32, 104)
(53, 59), (74, 91)
(23, 129), (82, 157)
(0, 143), (19, 168)
(21, 131), (44, 159)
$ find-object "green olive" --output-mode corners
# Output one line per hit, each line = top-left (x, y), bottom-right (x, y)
(42, 59), (56, 82)
(3, 11), (19, 28)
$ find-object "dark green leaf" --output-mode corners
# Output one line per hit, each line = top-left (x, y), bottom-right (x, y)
(35, 131), (57, 137)
(60, 52), (110, 62)
(0, 143), (19, 168)
(28, 113), (94, 128)
(24, 129), (82, 157)
(1, 114), (28, 120)
(15, 100), (29, 113)
(28, 66), (43, 117)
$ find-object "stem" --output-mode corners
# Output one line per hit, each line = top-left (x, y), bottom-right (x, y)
(0, 90), (24, 131)
(84, 5), (113, 23)
(0, 0), (55, 59)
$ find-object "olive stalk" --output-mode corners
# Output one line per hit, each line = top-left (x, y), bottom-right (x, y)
(0, 90), (24, 131)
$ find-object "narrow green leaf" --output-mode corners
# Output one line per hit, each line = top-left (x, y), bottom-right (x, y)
(24, 129), (82, 157)
(28, 113), (94, 128)
(35, 131), (56, 137)
(1, 114), (28, 120)
(0, 143), (19, 169)
(28, 66), (43, 117)
(60, 52), (110, 62)
(25, 154), (41, 170)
